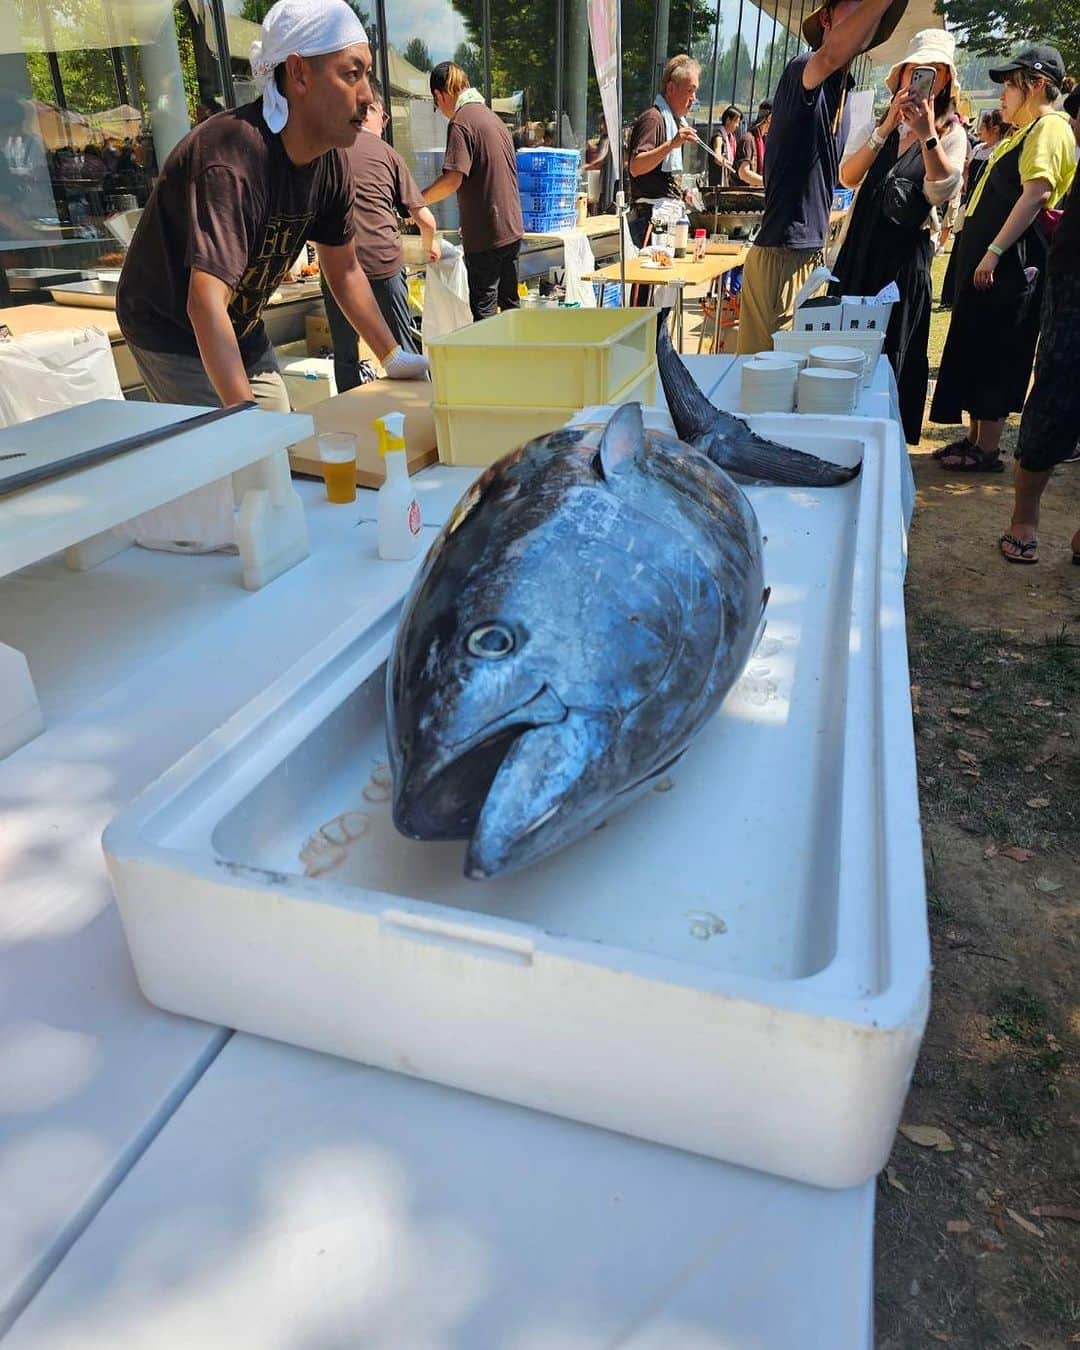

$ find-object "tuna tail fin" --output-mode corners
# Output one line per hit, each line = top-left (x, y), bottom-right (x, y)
(656, 320), (861, 488)
(656, 318), (718, 444)
(707, 420), (862, 487)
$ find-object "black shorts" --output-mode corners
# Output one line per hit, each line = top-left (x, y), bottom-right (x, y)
(1015, 269), (1080, 472)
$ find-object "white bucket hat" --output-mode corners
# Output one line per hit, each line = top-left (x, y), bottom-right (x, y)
(885, 29), (959, 94)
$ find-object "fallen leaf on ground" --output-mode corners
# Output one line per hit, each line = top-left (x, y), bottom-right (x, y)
(946, 1219), (971, 1233)
(1025, 797), (1050, 809)
(929, 1334), (950, 1343)
(1030, 1204), (1080, 1223)
(1007, 1208), (1044, 1239)
(910, 683), (921, 714)
(885, 1166), (909, 1194)
(899, 1124), (955, 1152)
(1001, 846), (1035, 863)
(1034, 876), (1063, 893)
(961, 768), (981, 779)
(983, 844), (998, 859)
(1029, 698), (1052, 708)
(949, 706), (970, 718)
(956, 749), (978, 765)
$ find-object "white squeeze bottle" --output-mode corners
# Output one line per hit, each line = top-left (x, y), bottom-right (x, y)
(375, 412), (423, 560)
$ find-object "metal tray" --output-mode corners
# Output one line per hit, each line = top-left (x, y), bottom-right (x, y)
(46, 279), (118, 309)
(7, 268), (87, 292)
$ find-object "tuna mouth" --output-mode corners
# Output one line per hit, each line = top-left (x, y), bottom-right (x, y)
(392, 684), (568, 842)
(393, 726), (521, 841)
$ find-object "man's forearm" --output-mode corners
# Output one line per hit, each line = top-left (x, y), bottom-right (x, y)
(412, 206), (438, 250)
(188, 296), (254, 407)
(422, 171), (461, 205)
(630, 141), (674, 176)
(319, 250), (397, 359)
(819, 0), (893, 73)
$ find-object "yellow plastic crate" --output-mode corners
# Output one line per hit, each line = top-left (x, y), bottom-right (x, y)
(433, 363), (657, 467)
(426, 308), (659, 410)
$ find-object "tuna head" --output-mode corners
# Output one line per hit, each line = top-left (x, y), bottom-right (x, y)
(387, 408), (697, 879)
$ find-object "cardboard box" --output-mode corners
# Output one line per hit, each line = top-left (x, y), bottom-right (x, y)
(840, 298), (895, 332)
(305, 314), (384, 376)
(288, 377), (439, 488)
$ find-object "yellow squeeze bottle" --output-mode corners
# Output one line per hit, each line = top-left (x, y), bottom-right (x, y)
(374, 412), (423, 560)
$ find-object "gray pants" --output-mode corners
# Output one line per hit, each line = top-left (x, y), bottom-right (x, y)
(127, 340), (291, 412)
(320, 270), (417, 394)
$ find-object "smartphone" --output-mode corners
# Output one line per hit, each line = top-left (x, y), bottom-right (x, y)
(907, 66), (936, 101)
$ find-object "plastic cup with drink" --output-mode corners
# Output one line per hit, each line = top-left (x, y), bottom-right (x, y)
(318, 432), (357, 504)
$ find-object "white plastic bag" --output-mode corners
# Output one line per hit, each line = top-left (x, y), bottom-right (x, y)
(0, 327), (123, 427)
(422, 241), (473, 345)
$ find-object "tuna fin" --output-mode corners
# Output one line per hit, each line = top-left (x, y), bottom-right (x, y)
(597, 401), (645, 480)
(707, 423), (861, 487)
(656, 318), (861, 488)
(656, 320), (717, 444)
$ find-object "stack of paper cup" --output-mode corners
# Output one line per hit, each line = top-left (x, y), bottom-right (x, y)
(741, 355), (799, 413)
(797, 367), (860, 414)
(807, 344), (866, 380)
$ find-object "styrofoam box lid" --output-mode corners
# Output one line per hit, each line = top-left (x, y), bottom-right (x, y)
(282, 357), (335, 380)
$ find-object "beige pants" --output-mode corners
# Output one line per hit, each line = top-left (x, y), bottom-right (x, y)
(127, 341), (291, 412)
(737, 245), (823, 354)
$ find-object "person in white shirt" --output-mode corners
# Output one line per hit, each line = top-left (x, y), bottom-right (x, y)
(830, 28), (968, 442)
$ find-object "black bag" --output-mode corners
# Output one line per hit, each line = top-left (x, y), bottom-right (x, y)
(880, 151), (930, 234)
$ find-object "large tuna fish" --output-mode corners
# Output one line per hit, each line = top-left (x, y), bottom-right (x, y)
(387, 340), (858, 879)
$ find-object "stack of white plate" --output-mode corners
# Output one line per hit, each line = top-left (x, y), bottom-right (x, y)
(797, 367), (859, 414)
(807, 344), (866, 380)
(741, 356), (799, 413)
(760, 349), (809, 372)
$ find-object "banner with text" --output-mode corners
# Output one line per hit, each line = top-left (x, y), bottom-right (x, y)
(587, 0), (621, 178)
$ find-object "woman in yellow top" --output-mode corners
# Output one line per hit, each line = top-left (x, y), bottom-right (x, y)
(931, 46), (1075, 471)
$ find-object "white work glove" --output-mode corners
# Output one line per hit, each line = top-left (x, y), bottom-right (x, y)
(382, 346), (429, 381)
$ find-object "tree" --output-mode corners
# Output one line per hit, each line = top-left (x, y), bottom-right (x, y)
(402, 37), (433, 71)
(453, 41), (483, 87)
(935, 0), (1080, 78)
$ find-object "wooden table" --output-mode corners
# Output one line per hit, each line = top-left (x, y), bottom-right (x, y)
(585, 249), (748, 352)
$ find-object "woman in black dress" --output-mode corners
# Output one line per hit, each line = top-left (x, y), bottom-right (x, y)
(930, 46), (1076, 471)
(830, 29), (967, 443)
(941, 110), (1010, 306)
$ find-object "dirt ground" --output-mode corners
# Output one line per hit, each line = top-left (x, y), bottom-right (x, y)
(872, 261), (1080, 1348)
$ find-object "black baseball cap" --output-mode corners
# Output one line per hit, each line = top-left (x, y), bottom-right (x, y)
(989, 45), (1066, 86)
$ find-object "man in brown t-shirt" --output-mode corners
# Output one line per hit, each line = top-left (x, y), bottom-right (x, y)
(627, 54), (699, 246)
(321, 86), (440, 391)
(421, 62), (524, 321)
(116, 0), (427, 411)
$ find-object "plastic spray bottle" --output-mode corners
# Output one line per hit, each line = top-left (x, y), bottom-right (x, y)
(375, 412), (423, 560)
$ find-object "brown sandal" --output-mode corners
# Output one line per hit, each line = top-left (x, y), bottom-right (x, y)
(931, 437), (973, 461)
(940, 445), (1004, 473)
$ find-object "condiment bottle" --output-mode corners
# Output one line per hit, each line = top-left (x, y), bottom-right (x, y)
(693, 228), (707, 261)
(374, 412), (423, 560)
(673, 213), (690, 258)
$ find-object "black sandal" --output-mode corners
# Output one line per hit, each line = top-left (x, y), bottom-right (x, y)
(931, 436), (973, 461)
(940, 445), (1004, 473)
(999, 533), (1038, 564)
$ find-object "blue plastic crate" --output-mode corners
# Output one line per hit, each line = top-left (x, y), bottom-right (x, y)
(518, 168), (580, 194)
(521, 209), (577, 233)
(593, 281), (622, 308)
(515, 147), (580, 177)
(519, 190), (576, 214)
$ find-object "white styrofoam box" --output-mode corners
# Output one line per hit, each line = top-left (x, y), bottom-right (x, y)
(281, 356), (337, 410)
(103, 413), (927, 1190)
(793, 295), (844, 332)
(772, 329), (886, 386)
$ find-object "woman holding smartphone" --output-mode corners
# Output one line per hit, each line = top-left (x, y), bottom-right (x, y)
(930, 46), (1075, 471)
(830, 30), (967, 443)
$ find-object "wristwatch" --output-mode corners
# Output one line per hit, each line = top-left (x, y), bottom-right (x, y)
(923, 135), (939, 150)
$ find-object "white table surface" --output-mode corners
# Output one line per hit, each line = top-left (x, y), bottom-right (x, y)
(0, 380), (886, 1346)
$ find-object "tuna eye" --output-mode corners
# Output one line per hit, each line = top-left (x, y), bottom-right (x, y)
(466, 623), (515, 659)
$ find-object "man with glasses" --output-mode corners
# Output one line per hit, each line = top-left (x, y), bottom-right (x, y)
(627, 54), (700, 247)
(321, 80), (440, 391)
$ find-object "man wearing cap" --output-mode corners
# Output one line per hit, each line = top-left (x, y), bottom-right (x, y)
(737, 0), (909, 353)
(117, 0), (428, 411)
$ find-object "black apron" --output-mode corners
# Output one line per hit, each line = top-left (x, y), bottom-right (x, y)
(930, 120), (1048, 426)
(831, 131), (934, 443)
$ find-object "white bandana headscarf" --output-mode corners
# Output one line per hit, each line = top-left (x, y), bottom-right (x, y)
(250, 0), (369, 134)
